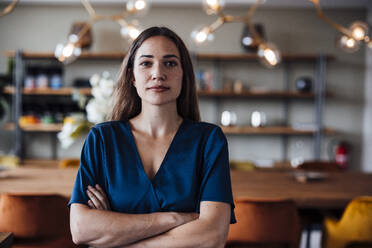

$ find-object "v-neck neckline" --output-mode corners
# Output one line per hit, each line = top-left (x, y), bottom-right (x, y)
(126, 119), (185, 185)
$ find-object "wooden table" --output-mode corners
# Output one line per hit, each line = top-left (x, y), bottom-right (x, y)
(231, 170), (372, 210)
(0, 166), (77, 197)
(1, 165), (372, 211)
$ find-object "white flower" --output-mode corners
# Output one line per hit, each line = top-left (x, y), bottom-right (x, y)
(58, 71), (116, 148)
(90, 74), (101, 87)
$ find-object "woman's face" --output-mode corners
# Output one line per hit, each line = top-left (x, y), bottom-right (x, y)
(132, 35), (183, 106)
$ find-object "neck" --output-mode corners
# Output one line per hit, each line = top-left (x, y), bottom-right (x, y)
(130, 101), (182, 138)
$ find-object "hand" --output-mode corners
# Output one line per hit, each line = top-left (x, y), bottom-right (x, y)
(86, 184), (111, 211)
(175, 212), (199, 226)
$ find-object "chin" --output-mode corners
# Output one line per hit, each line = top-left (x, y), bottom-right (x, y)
(144, 96), (178, 106)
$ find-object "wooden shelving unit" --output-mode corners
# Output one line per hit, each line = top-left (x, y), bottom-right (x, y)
(4, 51), (334, 62)
(221, 125), (336, 135)
(4, 51), (126, 60)
(198, 90), (316, 99)
(4, 123), (63, 132)
(3, 50), (334, 162)
(3, 122), (336, 135)
(3, 86), (91, 95)
(3, 86), (320, 99)
(195, 53), (335, 62)
(3, 86), (316, 99)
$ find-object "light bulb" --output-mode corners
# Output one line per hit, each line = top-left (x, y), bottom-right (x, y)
(68, 34), (79, 43)
(120, 23), (142, 40)
(242, 37), (253, 46)
(126, 0), (150, 15)
(221, 111), (231, 126)
(55, 42), (81, 64)
(337, 34), (361, 53)
(368, 40), (372, 49)
(191, 26), (214, 45)
(203, 0), (225, 15)
(221, 111), (236, 126)
(135, 0), (146, 10)
(63, 43), (75, 57)
(257, 42), (281, 68)
(349, 21), (368, 41)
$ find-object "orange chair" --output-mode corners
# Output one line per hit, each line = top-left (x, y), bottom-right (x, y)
(322, 196), (372, 248)
(226, 198), (301, 248)
(0, 193), (83, 248)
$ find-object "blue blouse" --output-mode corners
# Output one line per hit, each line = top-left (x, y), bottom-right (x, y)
(69, 119), (236, 224)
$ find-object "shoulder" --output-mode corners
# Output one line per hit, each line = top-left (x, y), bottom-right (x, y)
(183, 119), (226, 142)
(87, 120), (129, 141)
(92, 120), (125, 130)
(184, 119), (220, 132)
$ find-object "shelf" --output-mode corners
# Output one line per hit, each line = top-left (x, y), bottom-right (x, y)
(220, 125), (337, 135)
(3, 86), (91, 95)
(3, 86), (321, 99)
(4, 123), (63, 132)
(4, 51), (334, 62)
(4, 51), (126, 60)
(3, 122), (336, 135)
(196, 53), (335, 62)
(198, 90), (315, 99)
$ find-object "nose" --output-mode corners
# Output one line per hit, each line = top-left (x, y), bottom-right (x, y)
(151, 63), (166, 81)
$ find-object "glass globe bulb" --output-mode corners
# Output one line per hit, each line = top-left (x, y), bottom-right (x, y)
(349, 21), (368, 41)
(55, 42), (81, 64)
(337, 34), (361, 53)
(126, 0), (150, 16)
(367, 40), (372, 49)
(120, 23), (142, 41)
(190, 26), (214, 45)
(257, 42), (281, 68)
(202, 0), (225, 15)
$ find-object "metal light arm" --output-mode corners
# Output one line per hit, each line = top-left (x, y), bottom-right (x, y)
(204, 0), (263, 40)
(81, 0), (96, 18)
(309, 0), (352, 37)
(0, 0), (19, 17)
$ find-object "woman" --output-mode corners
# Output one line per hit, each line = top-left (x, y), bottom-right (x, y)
(69, 26), (236, 248)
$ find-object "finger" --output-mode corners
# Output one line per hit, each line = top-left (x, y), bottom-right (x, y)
(88, 200), (95, 209)
(95, 184), (110, 210)
(95, 184), (106, 198)
(88, 185), (108, 210)
(91, 185), (109, 210)
(86, 188), (103, 210)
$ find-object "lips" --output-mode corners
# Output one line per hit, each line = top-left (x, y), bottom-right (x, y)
(147, 85), (170, 92)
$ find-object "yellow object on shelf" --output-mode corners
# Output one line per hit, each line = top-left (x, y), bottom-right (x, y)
(230, 160), (256, 171)
(322, 196), (372, 248)
(59, 159), (80, 168)
(0, 155), (20, 168)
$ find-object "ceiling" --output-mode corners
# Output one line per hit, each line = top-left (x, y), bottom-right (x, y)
(8, 0), (372, 8)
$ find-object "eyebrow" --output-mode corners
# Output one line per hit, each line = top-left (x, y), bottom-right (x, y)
(139, 54), (180, 59)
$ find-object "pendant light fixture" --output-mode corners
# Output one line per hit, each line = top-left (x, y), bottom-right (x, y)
(55, 0), (150, 64)
(191, 0), (281, 68)
(309, 0), (371, 53)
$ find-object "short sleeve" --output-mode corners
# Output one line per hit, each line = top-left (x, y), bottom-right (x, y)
(199, 126), (236, 224)
(68, 127), (105, 207)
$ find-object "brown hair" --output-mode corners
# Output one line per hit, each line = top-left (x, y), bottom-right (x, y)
(108, 26), (200, 122)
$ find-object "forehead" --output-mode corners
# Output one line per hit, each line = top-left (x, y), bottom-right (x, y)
(135, 36), (180, 59)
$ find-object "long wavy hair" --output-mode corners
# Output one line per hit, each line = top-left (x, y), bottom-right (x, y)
(108, 26), (200, 122)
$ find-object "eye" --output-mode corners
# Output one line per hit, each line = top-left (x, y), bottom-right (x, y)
(164, 60), (178, 67)
(139, 61), (152, 67)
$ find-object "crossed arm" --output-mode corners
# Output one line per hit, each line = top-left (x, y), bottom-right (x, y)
(70, 185), (231, 248)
